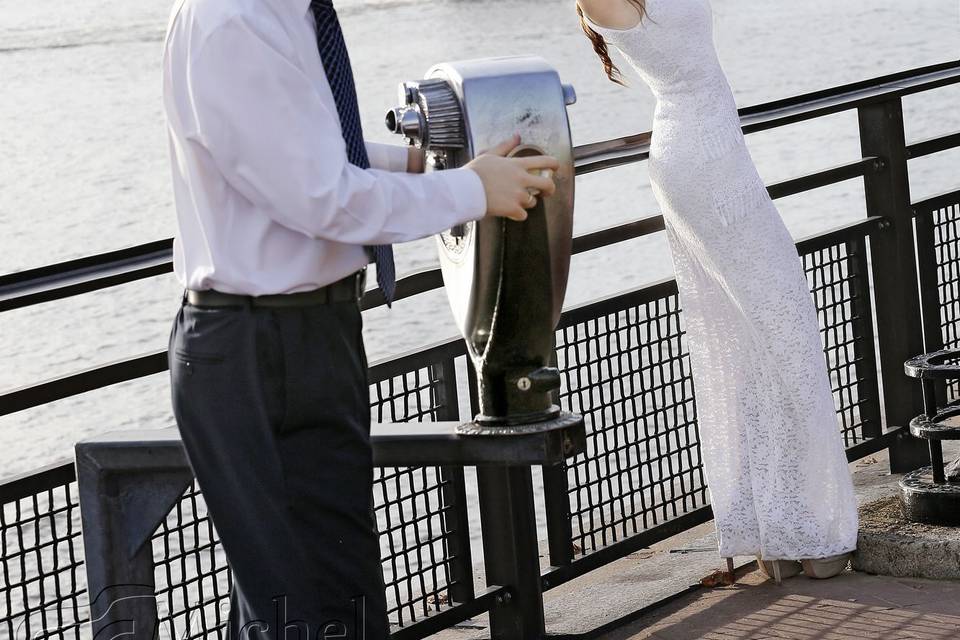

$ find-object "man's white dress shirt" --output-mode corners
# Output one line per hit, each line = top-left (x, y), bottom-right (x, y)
(162, 0), (486, 295)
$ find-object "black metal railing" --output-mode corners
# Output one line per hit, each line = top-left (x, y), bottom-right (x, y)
(1, 59), (959, 639)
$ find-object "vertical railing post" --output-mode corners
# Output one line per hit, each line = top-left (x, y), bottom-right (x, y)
(913, 202), (949, 406)
(858, 97), (929, 473)
(542, 463), (573, 569)
(847, 236), (883, 441)
(468, 361), (547, 639)
(431, 359), (476, 605)
(476, 466), (546, 640)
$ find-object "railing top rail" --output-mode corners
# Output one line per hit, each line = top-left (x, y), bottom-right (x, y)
(2, 61), (958, 313)
(0, 214), (887, 417)
(574, 60), (960, 173)
(0, 458), (75, 503)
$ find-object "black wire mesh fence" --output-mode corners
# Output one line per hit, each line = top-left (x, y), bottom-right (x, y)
(0, 198), (953, 640)
(802, 236), (882, 447)
(0, 467), (87, 640)
(0, 222), (925, 639)
(0, 228), (903, 638)
(556, 282), (705, 557)
(927, 196), (960, 400)
(153, 482), (230, 640)
(146, 346), (474, 640)
(553, 231), (884, 558)
(369, 357), (471, 628)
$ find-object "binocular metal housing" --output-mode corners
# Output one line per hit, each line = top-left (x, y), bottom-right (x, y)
(386, 56), (580, 436)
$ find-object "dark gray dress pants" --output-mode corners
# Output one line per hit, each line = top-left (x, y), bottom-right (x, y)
(169, 297), (389, 640)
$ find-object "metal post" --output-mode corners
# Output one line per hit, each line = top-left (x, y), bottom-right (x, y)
(542, 350), (574, 568)
(469, 357), (548, 636)
(75, 436), (193, 639)
(432, 359), (476, 604)
(914, 203), (949, 407)
(476, 466), (545, 640)
(847, 236), (883, 440)
(921, 379), (946, 483)
(858, 98), (929, 473)
(542, 463), (574, 568)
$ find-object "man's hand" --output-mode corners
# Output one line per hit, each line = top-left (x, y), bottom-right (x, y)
(465, 134), (559, 221)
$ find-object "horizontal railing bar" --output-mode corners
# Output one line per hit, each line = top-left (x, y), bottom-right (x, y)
(911, 187), (960, 215)
(4, 62), (956, 314)
(361, 267), (444, 310)
(906, 130), (960, 159)
(571, 215), (664, 254)
(794, 216), (886, 254)
(767, 156), (880, 200)
(541, 507), (715, 590)
(0, 337), (469, 418)
(0, 459), (75, 504)
(0, 351), (167, 417)
(572, 158), (883, 252)
(2, 152), (870, 314)
(385, 585), (505, 640)
(558, 277), (679, 329)
(740, 62), (960, 134)
(0, 214), (888, 416)
(368, 338), (467, 384)
(0, 241), (173, 313)
(574, 132), (650, 174)
(0, 239), (172, 288)
(845, 426), (906, 463)
(573, 61), (960, 171)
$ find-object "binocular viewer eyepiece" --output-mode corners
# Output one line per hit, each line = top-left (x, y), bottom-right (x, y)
(386, 56), (582, 436)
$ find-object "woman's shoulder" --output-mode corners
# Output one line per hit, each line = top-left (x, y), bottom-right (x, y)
(577, 0), (645, 31)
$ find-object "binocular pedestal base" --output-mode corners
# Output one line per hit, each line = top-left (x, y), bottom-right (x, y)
(456, 410), (584, 437)
(900, 466), (960, 526)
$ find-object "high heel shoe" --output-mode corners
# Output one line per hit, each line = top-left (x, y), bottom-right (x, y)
(756, 557), (802, 585)
(801, 553), (851, 579)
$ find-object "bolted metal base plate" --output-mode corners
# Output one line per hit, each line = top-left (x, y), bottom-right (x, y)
(899, 466), (960, 526)
(456, 410), (584, 437)
(909, 410), (960, 440)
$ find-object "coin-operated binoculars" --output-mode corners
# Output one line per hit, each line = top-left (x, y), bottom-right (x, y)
(386, 56), (581, 436)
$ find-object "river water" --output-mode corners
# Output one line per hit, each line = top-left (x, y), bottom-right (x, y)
(0, 0), (958, 478)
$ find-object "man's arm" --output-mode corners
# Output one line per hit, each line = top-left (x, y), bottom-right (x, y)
(176, 15), (485, 245)
(364, 142), (413, 173)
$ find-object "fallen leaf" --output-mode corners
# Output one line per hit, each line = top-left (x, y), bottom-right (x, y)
(700, 569), (735, 587)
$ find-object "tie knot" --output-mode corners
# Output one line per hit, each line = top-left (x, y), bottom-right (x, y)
(311, 0), (334, 11)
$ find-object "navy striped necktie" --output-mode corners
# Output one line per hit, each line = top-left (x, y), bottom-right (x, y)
(311, 0), (396, 305)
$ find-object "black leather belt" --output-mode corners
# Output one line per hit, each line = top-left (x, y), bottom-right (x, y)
(185, 270), (366, 308)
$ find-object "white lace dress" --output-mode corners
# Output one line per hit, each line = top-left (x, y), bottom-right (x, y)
(583, 0), (858, 560)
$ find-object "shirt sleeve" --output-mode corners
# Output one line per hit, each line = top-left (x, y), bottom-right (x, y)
(365, 142), (410, 173)
(180, 15), (485, 245)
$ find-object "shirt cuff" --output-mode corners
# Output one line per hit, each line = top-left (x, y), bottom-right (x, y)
(443, 167), (487, 226)
(365, 141), (410, 173)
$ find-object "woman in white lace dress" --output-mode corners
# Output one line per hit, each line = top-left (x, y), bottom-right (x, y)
(575, 0), (858, 582)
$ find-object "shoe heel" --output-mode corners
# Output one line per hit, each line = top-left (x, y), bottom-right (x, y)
(772, 560), (782, 585)
(757, 557), (802, 584)
(724, 556), (736, 584)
